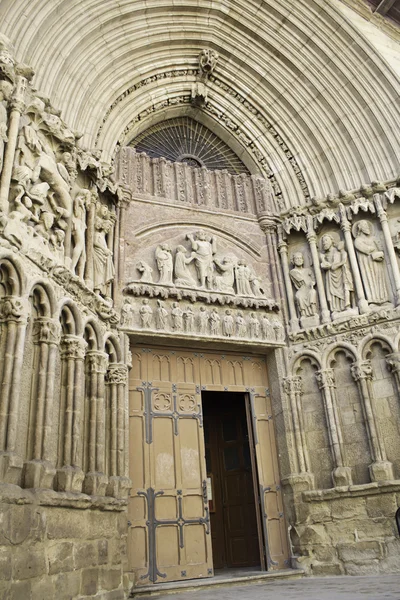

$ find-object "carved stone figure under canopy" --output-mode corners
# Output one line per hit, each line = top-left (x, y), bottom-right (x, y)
(289, 252), (318, 318)
(93, 215), (115, 296)
(174, 245), (196, 287)
(198, 306), (208, 334)
(183, 305), (194, 332)
(155, 243), (173, 285)
(320, 234), (354, 313)
(139, 298), (152, 328)
(209, 308), (220, 335)
(155, 300), (168, 330)
(121, 300), (134, 328)
(222, 309), (234, 337)
(137, 261), (153, 283)
(171, 302), (183, 331)
(249, 312), (260, 338)
(352, 220), (390, 305)
(186, 230), (216, 289)
(235, 311), (247, 338)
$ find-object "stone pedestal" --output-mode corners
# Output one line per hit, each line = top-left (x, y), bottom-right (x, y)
(0, 451), (23, 485)
(369, 461), (394, 482)
(333, 466), (353, 487)
(107, 475), (132, 499)
(23, 459), (56, 489)
(83, 471), (108, 496)
(56, 465), (85, 493)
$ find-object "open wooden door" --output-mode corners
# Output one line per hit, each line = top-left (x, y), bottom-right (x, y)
(128, 348), (213, 584)
(243, 358), (290, 570)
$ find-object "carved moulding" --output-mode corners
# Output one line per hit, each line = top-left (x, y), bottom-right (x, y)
(124, 281), (278, 311)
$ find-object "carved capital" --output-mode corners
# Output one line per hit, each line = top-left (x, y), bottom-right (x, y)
(0, 296), (28, 323)
(106, 363), (128, 385)
(351, 360), (373, 382)
(86, 350), (108, 374)
(32, 318), (61, 345)
(283, 376), (302, 395)
(315, 368), (335, 390)
(385, 352), (400, 375)
(60, 335), (87, 360)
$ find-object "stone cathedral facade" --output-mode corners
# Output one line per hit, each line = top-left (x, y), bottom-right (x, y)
(0, 1), (400, 598)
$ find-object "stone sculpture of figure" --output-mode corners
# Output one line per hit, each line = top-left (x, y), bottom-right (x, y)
(222, 309), (234, 337)
(174, 245), (196, 287)
(249, 313), (260, 338)
(272, 319), (285, 342)
(93, 216), (115, 296)
(236, 311), (247, 338)
(209, 309), (220, 336)
(320, 234), (354, 313)
(235, 260), (253, 296)
(0, 80), (12, 174)
(155, 300), (168, 330)
(352, 220), (390, 305)
(71, 190), (90, 279)
(261, 314), (274, 340)
(171, 302), (183, 331)
(183, 305), (195, 333)
(50, 229), (65, 260)
(251, 274), (263, 297)
(139, 299), (152, 328)
(289, 252), (318, 318)
(155, 243), (173, 285)
(198, 306), (209, 334)
(186, 230), (216, 289)
(137, 261), (153, 283)
(121, 300), (135, 328)
(214, 257), (235, 293)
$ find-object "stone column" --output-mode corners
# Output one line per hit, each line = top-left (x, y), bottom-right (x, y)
(315, 369), (352, 486)
(57, 335), (87, 492)
(306, 218), (330, 323)
(339, 204), (369, 314)
(24, 317), (61, 489)
(83, 350), (108, 496)
(258, 216), (281, 303)
(0, 296), (28, 484)
(106, 363), (130, 498)
(0, 75), (28, 213)
(374, 194), (400, 305)
(351, 360), (394, 481)
(283, 376), (310, 475)
(277, 228), (300, 332)
(84, 191), (97, 289)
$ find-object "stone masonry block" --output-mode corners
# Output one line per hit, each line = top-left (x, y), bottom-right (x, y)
(48, 541), (74, 575)
(311, 562), (344, 576)
(98, 539), (108, 565)
(0, 547), (11, 581)
(74, 541), (98, 569)
(81, 567), (99, 596)
(338, 540), (384, 564)
(53, 571), (81, 600)
(31, 575), (56, 598)
(366, 494), (397, 518)
(12, 547), (47, 580)
(9, 580), (31, 600)
(100, 566), (123, 591)
(330, 498), (367, 520)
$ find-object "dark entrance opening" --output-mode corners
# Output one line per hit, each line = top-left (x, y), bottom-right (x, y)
(202, 391), (263, 571)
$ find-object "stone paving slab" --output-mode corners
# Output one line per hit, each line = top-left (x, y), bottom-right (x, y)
(151, 575), (400, 600)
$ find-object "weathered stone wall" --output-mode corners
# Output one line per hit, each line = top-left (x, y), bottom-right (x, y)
(0, 485), (128, 599)
(288, 482), (400, 576)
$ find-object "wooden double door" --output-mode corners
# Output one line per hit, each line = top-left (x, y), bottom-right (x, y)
(128, 347), (289, 585)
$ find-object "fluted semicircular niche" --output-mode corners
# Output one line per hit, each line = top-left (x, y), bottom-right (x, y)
(130, 117), (250, 175)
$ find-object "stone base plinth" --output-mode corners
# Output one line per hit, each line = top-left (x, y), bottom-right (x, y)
(0, 451), (23, 485)
(83, 471), (108, 496)
(56, 466), (85, 492)
(23, 459), (56, 489)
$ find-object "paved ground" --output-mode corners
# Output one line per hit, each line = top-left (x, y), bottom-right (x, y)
(153, 575), (400, 599)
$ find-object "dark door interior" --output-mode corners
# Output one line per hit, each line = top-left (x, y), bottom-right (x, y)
(202, 392), (261, 570)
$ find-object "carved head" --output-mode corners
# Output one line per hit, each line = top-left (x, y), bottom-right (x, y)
(321, 234), (333, 251)
(176, 245), (186, 253)
(142, 299), (149, 305)
(355, 220), (372, 236)
(292, 252), (304, 267)
(225, 309), (231, 315)
(196, 229), (207, 241)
